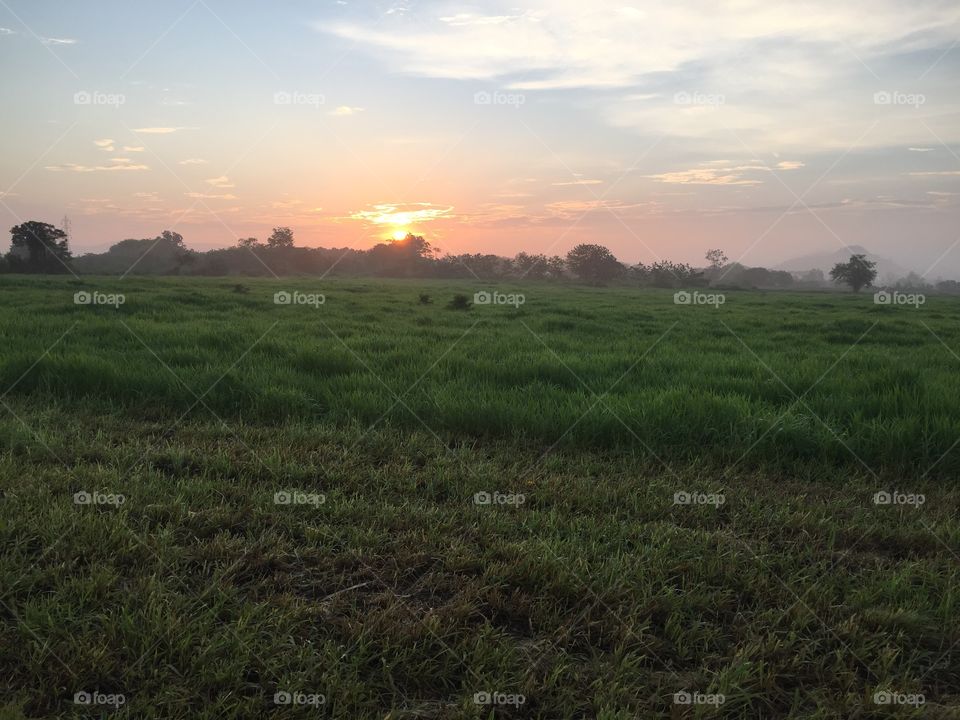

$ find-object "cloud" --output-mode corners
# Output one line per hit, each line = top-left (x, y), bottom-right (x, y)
(776, 161), (805, 170)
(46, 162), (149, 173)
(41, 37), (76, 45)
(206, 176), (235, 188)
(909, 147), (934, 152)
(0, 28), (14, 36)
(349, 202), (453, 225)
(329, 105), (365, 116)
(552, 179), (603, 186)
(123, 146), (145, 152)
(907, 170), (960, 176)
(648, 165), (765, 185)
(178, 158), (207, 165)
(133, 127), (182, 134)
(93, 139), (115, 151)
(321, 2), (958, 88)
(439, 13), (524, 27)
(185, 192), (237, 200)
(319, 1), (960, 150)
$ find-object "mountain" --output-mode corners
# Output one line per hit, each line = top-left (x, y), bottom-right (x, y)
(776, 245), (909, 282)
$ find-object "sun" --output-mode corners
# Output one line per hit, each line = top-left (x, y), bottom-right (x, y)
(391, 229), (409, 241)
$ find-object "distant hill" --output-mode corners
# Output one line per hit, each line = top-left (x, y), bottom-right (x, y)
(776, 245), (909, 282)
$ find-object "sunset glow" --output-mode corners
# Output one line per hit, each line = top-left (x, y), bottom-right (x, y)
(0, 0), (958, 273)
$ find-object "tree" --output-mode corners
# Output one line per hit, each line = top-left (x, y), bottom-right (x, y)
(159, 230), (185, 248)
(829, 254), (877, 292)
(237, 237), (261, 248)
(544, 256), (566, 279)
(367, 233), (436, 276)
(513, 252), (549, 280)
(565, 244), (624, 285)
(705, 248), (728, 270)
(648, 260), (703, 288)
(266, 227), (294, 248)
(5, 221), (72, 273)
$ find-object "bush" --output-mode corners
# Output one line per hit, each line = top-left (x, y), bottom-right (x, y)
(448, 294), (471, 310)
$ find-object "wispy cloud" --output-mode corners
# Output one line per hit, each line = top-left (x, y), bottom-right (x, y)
(552, 179), (603, 186)
(349, 202), (453, 225)
(93, 139), (115, 151)
(649, 166), (764, 186)
(206, 176), (235, 188)
(41, 37), (76, 46)
(185, 192), (237, 200)
(329, 105), (364, 116)
(133, 127), (183, 134)
(178, 158), (207, 165)
(0, 28), (14, 36)
(319, 1), (960, 151)
(46, 161), (149, 173)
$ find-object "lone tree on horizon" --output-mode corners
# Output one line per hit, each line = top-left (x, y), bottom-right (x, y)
(565, 243), (624, 285)
(830, 253), (877, 292)
(4, 221), (72, 273)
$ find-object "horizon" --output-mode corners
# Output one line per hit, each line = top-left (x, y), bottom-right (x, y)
(2, 1), (959, 275)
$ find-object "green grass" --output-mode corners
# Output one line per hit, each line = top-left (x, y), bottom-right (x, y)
(1, 276), (958, 718)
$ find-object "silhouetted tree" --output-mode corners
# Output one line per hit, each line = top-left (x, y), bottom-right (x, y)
(705, 248), (728, 269)
(266, 227), (294, 248)
(830, 254), (877, 292)
(544, 256), (566, 279)
(5, 221), (72, 273)
(367, 233), (436, 276)
(648, 260), (703, 288)
(513, 252), (549, 279)
(237, 237), (261, 248)
(565, 244), (623, 285)
(159, 230), (185, 248)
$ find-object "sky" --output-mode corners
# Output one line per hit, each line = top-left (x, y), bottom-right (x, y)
(1, 0), (959, 275)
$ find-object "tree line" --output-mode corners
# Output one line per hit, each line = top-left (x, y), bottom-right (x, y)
(3, 219), (959, 293)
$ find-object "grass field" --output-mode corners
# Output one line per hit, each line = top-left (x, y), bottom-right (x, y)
(1, 276), (959, 718)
